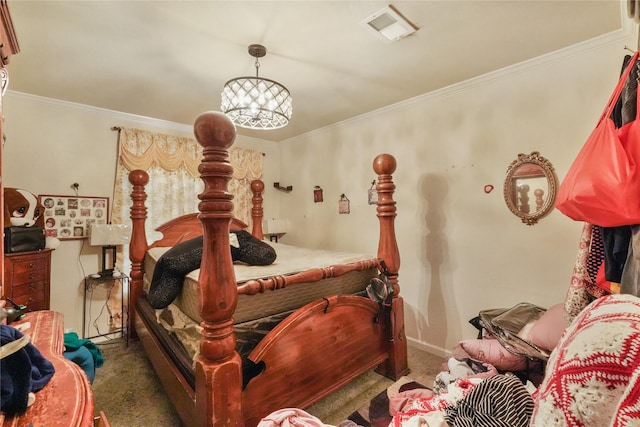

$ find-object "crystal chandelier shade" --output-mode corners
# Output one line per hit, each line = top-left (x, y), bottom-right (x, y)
(221, 44), (292, 130)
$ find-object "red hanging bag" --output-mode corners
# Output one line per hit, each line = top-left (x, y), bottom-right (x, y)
(556, 51), (640, 227)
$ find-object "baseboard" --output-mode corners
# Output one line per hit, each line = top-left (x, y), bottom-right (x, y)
(407, 337), (452, 359)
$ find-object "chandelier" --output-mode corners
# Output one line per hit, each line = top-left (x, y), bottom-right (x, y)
(221, 44), (292, 130)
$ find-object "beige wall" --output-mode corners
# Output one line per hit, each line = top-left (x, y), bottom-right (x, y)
(277, 32), (635, 355)
(3, 28), (635, 355)
(2, 95), (280, 334)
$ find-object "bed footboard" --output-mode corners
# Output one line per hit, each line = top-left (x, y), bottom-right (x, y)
(242, 295), (387, 426)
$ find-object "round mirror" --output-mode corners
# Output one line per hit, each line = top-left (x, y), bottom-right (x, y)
(503, 151), (557, 225)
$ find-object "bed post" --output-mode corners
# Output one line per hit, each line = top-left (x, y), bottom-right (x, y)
(250, 180), (264, 239)
(128, 169), (150, 342)
(373, 154), (409, 380)
(192, 112), (244, 427)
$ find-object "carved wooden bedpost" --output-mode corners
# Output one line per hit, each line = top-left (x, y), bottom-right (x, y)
(193, 112), (244, 426)
(250, 180), (264, 239)
(373, 154), (409, 379)
(128, 169), (149, 342)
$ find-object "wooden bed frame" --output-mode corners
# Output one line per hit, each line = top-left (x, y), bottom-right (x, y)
(127, 111), (408, 426)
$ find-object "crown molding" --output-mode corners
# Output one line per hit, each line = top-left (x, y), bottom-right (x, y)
(289, 21), (636, 143)
(4, 90), (271, 146)
(5, 90), (194, 133)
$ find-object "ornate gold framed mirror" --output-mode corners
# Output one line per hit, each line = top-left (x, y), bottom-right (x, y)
(503, 151), (558, 225)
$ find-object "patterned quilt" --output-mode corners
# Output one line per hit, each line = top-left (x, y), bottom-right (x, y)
(532, 293), (640, 426)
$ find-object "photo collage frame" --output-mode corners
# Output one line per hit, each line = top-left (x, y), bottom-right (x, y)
(39, 195), (109, 240)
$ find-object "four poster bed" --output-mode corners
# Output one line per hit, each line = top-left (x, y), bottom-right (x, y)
(127, 111), (408, 427)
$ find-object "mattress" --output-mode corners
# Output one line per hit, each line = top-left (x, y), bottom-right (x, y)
(137, 294), (293, 389)
(144, 240), (378, 324)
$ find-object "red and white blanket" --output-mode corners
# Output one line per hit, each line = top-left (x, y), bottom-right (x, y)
(532, 293), (640, 427)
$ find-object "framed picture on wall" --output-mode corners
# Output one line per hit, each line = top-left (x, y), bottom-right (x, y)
(367, 180), (378, 205)
(38, 194), (109, 240)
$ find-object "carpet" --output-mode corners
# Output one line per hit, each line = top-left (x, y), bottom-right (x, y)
(346, 376), (429, 427)
(92, 340), (183, 427)
(92, 340), (443, 426)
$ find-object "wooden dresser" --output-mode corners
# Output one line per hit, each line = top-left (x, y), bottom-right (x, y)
(0, 0), (21, 297)
(0, 310), (97, 426)
(3, 249), (52, 311)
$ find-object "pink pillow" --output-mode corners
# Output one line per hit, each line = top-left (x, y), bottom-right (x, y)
(459, 338), (526, 371)
(521, 303), (567, 351)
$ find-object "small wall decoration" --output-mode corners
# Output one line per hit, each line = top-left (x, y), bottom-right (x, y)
(368, 180), (378, 205)
(338, 194), (350, 214)
(39, 194), (109, 240)
(274, 182), (293, 192)
(314, 186), (323, 203)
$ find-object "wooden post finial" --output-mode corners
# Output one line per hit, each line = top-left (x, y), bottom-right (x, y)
(193, 111), (236, 150)
(373, 153), (397, 176)
(128, 169), (149, 187)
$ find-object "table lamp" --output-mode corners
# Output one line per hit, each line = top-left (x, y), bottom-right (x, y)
(263, 219), (287, 243)
(89, 223), (131, 277)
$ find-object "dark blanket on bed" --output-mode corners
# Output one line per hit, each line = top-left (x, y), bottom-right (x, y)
(148, 230), (276, 309)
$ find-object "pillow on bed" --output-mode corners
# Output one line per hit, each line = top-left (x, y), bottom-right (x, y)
(519, 303), (567, 352)
(231, 230), (277, 266)
(458, 338), (527, 372)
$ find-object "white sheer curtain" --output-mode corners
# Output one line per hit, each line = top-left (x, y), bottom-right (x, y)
(111, 127), (263, 271)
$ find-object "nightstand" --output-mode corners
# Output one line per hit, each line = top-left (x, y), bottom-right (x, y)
(3, 249), (53, 312)
(83, 273), (129, 341)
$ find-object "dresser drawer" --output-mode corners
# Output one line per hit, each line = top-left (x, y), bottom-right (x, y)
(10, 293), (46, 312)
(10, 280), (46, 299)
(10, 255), (49, 275)
(11, 267), (47, 285)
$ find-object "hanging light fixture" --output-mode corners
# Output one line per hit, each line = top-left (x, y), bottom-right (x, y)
(221, 44), (292, 130)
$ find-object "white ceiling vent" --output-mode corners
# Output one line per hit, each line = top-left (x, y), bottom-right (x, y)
(362, 4), (418, 42)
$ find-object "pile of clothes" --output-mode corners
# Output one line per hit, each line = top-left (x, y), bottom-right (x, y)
(389, 293), (640, 427)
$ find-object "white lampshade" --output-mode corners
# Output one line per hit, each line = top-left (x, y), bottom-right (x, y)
(263, 219), (287, 235)
(90, 223), (131, 276)
(89, 224), (131, 247)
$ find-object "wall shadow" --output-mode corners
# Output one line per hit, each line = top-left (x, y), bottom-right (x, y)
(414, 172), (459, 352)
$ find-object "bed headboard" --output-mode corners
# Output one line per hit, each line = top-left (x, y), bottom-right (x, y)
(147, 214), (249, 249)
(127, 177), (262, 252)
(126, 166), (265, 341)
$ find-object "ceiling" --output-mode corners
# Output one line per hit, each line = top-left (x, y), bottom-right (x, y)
(6, 1), (623, 142)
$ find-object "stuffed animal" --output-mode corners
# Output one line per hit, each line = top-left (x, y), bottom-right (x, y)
(4, 187), (60, 249)
(4, 188), (44, 228)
